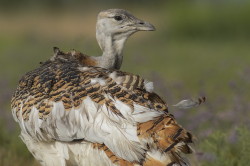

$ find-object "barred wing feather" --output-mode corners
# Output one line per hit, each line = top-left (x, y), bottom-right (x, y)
(11, 54), (193, 166)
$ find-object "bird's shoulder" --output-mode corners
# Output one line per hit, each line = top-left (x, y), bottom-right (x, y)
(11, 51), (167, 121)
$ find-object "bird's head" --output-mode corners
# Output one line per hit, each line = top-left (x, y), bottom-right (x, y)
(96, 9), (155, 50)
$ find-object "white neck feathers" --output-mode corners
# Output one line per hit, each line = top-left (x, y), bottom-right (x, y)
(95, 20), (128, 70)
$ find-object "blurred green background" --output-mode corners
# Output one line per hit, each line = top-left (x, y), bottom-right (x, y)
(1, 0), (250, 165)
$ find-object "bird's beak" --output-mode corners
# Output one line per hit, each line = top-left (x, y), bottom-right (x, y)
(134, 19), (156, 31)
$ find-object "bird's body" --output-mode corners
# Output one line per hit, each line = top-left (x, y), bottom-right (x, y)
(12, 51), (193, 166)
(11, 9), (194, 166)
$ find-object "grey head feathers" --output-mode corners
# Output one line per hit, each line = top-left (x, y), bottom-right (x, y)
(95, 9), (155, 70)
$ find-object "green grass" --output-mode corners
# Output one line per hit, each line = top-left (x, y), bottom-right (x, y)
(0, 124), (39, 166)
(200, 127), (250, 166)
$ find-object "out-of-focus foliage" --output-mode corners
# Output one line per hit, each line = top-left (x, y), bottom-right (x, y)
(0, 123), (39, 166)
(166, 2), (250, 39)
(200, 127), (250, 166)
(0, 0), (250, 165)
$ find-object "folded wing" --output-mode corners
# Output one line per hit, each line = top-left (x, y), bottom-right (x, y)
(11, 52), (193, 165)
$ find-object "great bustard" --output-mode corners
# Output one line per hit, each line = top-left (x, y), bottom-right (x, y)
(64, 9), (155, 70)
(11, 9), (195, 166)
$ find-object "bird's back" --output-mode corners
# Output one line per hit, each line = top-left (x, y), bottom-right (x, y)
(11, 50), (193, 166)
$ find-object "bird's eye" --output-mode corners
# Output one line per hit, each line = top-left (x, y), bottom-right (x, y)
(114, 15), (123, 21)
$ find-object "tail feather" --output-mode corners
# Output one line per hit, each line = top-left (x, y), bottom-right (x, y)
(138, 115), (193, 166)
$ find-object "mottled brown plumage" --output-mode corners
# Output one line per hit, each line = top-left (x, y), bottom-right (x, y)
(93, 143), (134, 166)
(12, 49), (162, 121)
(68, 49), (97, 67)
(11, 48), (193, 166)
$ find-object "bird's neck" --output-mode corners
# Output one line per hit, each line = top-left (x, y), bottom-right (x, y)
(95, 32), (127, 70)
